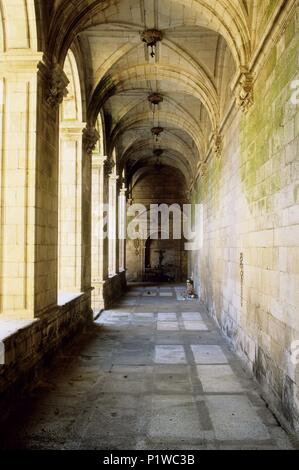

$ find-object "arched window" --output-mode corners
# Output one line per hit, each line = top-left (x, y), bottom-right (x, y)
(108, 148), (118, 277)
(0, 0), (41, 316)
(58, 50), (84, 303)
(91, 114), (106, 313)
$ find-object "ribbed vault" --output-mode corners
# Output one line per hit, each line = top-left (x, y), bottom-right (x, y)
(29, 0), (287, 189)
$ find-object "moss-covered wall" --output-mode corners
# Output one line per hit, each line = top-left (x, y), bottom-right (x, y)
(241, 12), (299, 209)
(190, 7), (299, 432)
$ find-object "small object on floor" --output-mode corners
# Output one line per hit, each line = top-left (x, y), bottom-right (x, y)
(186, 278), (195, 296)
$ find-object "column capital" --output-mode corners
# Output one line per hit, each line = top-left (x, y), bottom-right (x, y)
(104, 159), (116, 178)
(200, 162), (208, 178)
(92, 154), (108, 168)
(234, 69), (254, 114)
(38, 60), (69, 108)
(212, 131), (223, 159)
(119, 186), (127, 196)
(83, 125), (100, 156)
(109, 174), (119, 182)
(60, 121), (86, 137)
(117, 176), (126, 192)
(0, 51), (43, 75)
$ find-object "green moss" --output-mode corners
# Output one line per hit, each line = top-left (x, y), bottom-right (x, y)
(240, 17), (299, 208)
(285, 17), (295, 47)
(192, 155), (223, 209)
(257, 0), (278, 41)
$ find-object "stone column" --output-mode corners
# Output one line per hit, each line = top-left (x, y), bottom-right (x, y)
(140, 240), (146, 281)
(35, 59), (69, 316)
(108, 171), (119, 277)
(58, 121), (85, 293)
(0, 53), (42, 317)
(91, 154), (107, 313)
(118, 184), (127, 272)
(82, 126), (99, 295)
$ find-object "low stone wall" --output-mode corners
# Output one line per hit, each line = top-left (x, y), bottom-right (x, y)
(0, 292), (93, 423)
(103, 271), (127, 308)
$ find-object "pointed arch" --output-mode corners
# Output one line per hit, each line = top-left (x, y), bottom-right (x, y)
(0, 0), (38, 52)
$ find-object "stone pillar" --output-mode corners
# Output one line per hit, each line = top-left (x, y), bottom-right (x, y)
(58, 121), (85, 293)
(82, 126), (99, 295)
(0, 53), (42, 317)
(35, 59), (69, 316)
(91, 154), (107, 313)
(140, 240), (146, 281)
(118, 184), (127, 272)
(108, 171), (119, 277)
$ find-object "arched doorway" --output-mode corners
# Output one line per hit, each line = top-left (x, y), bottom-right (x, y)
(144, 235), (182, 282)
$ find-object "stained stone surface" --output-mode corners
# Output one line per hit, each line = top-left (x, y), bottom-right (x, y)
(182, 312), (203, 321)
(196, 365), (244, 393)
(183, 321), (209, 331)
(154, 345), (187, 364)
(148, 395), (204, 442)
(157, 322), (179, 331)
(0, 284), (296, 450)
(205, 395), (271, 441)
(191, 345), (229, 364)
(158, 312), (177, 321)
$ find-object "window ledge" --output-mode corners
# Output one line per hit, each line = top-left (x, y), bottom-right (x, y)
(0, 316), (37, 342)
(57, 291), (84, 307)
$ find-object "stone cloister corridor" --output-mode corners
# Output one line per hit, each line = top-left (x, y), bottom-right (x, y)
(0, 285), (297, 450)
(0, 0), (299, 453)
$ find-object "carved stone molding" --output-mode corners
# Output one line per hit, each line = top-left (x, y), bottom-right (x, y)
(92, 154), (107, 169)
(200, 162), (208, 177)
(83, 126), (100, 155)
(38, 61), (69, 108)
(119, 186), (127, 196)
(213, 132), (223, 159)
(104, 159), (116, 178)
(117, 176), (126, 192)
(236, 71), (254, 114)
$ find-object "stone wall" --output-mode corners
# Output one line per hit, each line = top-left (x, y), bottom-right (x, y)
(0, 293), (92, 423)
(189, 8), (299, 432)
(103, 271), (127, 307)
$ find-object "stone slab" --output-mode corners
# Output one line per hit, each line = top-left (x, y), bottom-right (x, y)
(154, 345), (187, 364)
(197, 365), (244, 392)
(191, 345), (228, 364)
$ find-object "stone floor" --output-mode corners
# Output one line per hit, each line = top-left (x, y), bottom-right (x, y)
(0, 284), (297, 450)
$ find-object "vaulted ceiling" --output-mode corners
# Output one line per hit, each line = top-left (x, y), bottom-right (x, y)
(74, 0), (237, 186)
(35, 0), (284, 188)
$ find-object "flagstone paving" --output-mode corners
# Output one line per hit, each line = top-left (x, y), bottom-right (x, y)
(0, 284), (297, 450)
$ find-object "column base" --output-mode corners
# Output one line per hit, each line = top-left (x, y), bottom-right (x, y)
(92, 281), (106, 314)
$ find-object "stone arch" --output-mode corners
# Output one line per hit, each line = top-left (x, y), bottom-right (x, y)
(89, 64), (219, 132)
(130, 157), (189, 189)
(109, 110), (205, 160)
(58, 49), (85, 296)
(60, 49), (83, 122)
(0, 2), (4, 52)
(0, 0), (38, 52)
(120, 135), (195, 184)
(95, 110), (105, 156)
(47, 0), (250, 71)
